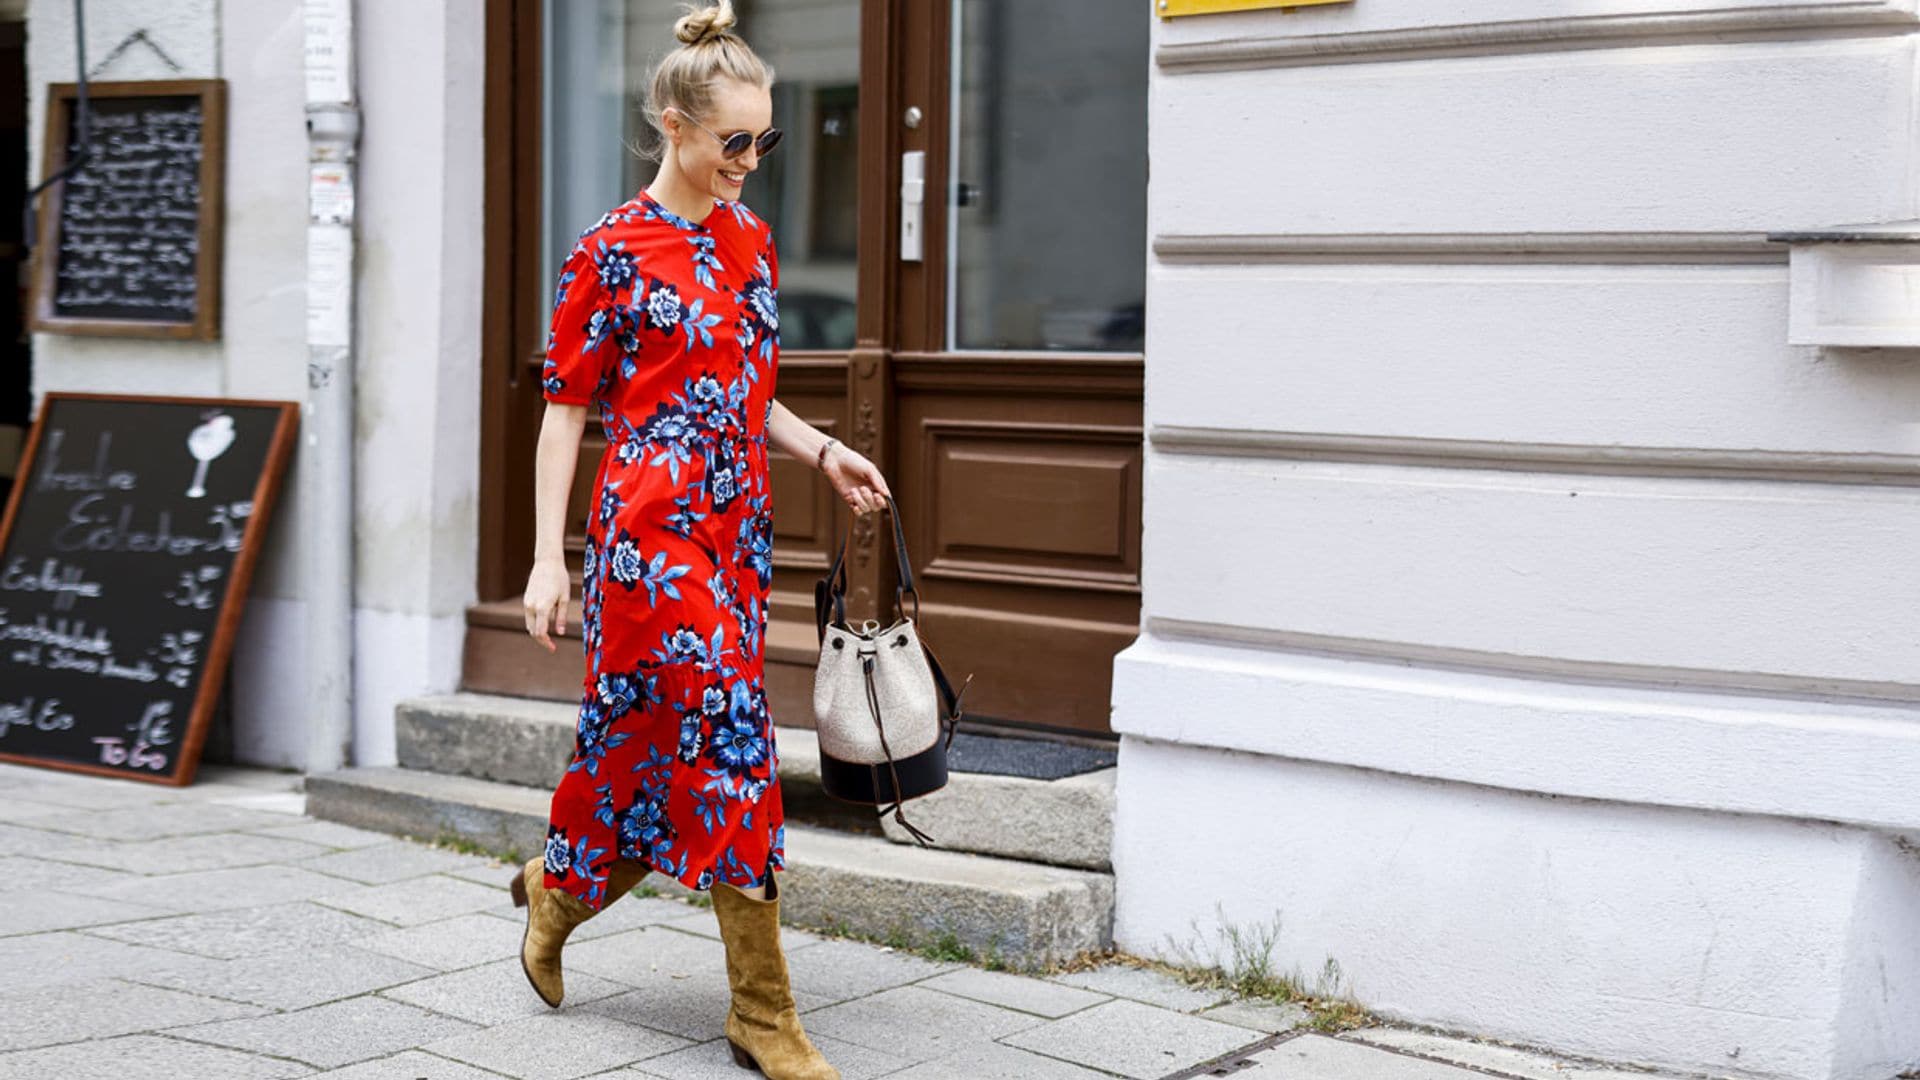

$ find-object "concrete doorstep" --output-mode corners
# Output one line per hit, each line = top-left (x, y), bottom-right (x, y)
(394, 691), (1118, 870)
(305, 762), (1113, 968)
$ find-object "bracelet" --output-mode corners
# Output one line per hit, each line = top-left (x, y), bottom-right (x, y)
(815, 437), (838, 472)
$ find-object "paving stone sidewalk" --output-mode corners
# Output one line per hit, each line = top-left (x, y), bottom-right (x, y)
(0, 761), (1709, 1080)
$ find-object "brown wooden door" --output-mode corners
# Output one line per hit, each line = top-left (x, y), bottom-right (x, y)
(471, 0), (1145, 738)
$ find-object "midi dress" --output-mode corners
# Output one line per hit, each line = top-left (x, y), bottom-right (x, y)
(537, 188), (785, 910)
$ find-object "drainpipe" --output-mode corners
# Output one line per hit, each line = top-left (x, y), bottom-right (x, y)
(302, 0), (358, 773)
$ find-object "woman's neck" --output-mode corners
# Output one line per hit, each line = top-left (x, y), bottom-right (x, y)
(644, 166), (718, 224)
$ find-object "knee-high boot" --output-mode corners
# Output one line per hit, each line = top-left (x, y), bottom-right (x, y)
(508, 856), (650, 1006)
(710, 872), (837, 1079)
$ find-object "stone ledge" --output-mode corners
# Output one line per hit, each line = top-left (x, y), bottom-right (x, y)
(394, 693), (1115, 870)
(304, 765), (1112, 967)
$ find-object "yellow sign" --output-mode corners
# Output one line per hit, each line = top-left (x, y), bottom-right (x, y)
(1157, 0), (1352, 15)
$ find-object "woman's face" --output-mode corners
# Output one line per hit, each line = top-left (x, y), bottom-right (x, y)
(669, 78), (773, 201)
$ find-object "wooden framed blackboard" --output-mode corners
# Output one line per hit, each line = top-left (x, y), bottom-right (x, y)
(0, 393), (297, 785)
(29, 79), (226, 341)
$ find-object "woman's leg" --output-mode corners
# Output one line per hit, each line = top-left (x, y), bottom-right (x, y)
(710, 870), (837, 1079)
(509, 856), (651, 1007)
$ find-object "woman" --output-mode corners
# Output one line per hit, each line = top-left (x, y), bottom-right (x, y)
(511, 4), (886, 1076)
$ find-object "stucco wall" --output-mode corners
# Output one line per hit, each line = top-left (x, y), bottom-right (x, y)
(23, 0), (483, 769)
(1117, 3), (1920, 1076)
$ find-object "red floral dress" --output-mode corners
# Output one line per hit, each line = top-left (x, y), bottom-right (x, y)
(538, 189), (784, 909)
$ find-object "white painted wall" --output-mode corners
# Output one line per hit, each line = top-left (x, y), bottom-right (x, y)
(24, 0), (483, 769)
(1117, 3), (1920, 1076)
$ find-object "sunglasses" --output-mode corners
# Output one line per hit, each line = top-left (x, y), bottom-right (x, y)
(670, 107), (784, 160)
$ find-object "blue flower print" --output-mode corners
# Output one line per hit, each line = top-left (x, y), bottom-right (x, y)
(665, 492), (706, 539)
(616, 781), (675, 859)
(608, 530), (645, 590)
(678, 707), (706, 765)
(544, 825), (573, 876)
(728, 677), (763, 730)
(681, 298), (723, 349)
(691, 789), (727, 835)
(641, 197), (706, 231)
(689, 374), (726, 411)
(596, 481), (626, 530)
(595, 238), (637, 290)
(707, 568), (736, 612)
(687, 233), (723, 290)
(638, 550), (692, 607)
(708, 461), (737, 512)
(569, 699), (629, 778)
(596, 670), (645, 719)
(749, 283), (777, 333)
(710, 717), (769, 777)
(644, 279), (684, 332)
(739, 509), (773, 588)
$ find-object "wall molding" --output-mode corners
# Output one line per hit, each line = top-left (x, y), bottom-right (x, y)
(1112, 629), (1920, 835)
(1145, 615), (1920, 707)
(1154, 3), (1920, 72)
(1148, 426), (1920, 486)
(1152, 231), (1787, 265)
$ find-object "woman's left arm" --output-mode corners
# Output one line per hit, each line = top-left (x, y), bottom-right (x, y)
(766, 398), (892, 514)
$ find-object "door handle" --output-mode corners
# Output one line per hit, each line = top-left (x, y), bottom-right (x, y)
(900, 150), (925, 263)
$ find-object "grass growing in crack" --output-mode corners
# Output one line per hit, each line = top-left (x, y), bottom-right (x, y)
(416, 830), (520, 864)
(790, 918), (1032, 974)
(1156, 904), (1370, 1032)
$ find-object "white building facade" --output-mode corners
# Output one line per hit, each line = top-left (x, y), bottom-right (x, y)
(1115, 2), (1920, 1077)
(23, 0), (485, 769)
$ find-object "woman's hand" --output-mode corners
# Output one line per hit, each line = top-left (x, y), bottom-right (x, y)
(523, 555), (571, 652)
(824, 443), (892, 514)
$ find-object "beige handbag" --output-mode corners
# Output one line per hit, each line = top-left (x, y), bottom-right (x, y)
(813, 494), (969, 844)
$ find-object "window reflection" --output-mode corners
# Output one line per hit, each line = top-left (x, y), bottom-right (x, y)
(948, 0), (1147, 352)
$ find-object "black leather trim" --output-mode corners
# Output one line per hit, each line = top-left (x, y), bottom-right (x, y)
(818, 740), (949, 805)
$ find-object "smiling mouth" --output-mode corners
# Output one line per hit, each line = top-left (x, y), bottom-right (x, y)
(719, 169), (745, 185)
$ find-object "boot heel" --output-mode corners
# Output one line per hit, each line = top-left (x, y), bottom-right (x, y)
(726, 1039), (757, 1070)
(509, 868), (529, 908)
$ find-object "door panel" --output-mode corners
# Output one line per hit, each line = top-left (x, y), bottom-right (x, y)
(891, 354), (1141, 733)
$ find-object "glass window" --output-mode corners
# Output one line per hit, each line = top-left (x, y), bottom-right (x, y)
(541, 0), (860, 351)
(947, 0), (1148, 352)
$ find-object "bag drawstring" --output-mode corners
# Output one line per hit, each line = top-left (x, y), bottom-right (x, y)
(862, 653), (935, 847)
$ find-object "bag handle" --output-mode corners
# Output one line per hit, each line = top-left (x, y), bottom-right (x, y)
(815, 492), (918, 643)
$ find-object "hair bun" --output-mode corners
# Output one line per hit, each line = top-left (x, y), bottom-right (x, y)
(674, 2), (738, 46)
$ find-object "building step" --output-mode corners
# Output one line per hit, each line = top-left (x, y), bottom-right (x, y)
(303, 764), (1111, 966)
(394, 691), (1115, 870)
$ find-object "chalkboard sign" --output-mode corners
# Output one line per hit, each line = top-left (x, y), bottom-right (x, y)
(30, 80), (226, 340)
(0, 393), (296, 785)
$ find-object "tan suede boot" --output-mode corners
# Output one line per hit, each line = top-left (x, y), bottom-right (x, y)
(711, 874), (838, 1080)
(507, 856), (650, 1006)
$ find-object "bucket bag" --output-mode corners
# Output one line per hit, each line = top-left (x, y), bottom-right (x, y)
(812, 494), (970, 844)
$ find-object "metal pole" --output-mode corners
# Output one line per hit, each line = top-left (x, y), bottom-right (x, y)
(302, 0), (359, 774)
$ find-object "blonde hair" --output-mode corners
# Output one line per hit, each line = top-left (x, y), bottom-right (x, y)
(637, 1), (775, 163)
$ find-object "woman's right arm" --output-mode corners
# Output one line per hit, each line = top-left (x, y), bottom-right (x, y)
(525, 401), (588, 651)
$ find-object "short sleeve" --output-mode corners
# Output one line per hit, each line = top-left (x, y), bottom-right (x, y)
(540, 243), (610, 406)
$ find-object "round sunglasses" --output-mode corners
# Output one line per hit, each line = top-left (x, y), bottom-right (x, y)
(669, 106), (784, 160)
